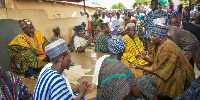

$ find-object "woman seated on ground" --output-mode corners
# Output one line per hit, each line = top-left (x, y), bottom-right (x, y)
(0, 66), (33, 99)
(74, 25), (95, 53)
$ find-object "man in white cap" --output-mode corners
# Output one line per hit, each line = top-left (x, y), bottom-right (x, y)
(34, 39), (92, 100)
(51, 26), (63, 42)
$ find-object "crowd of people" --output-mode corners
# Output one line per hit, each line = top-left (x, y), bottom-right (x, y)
(1, 0), (200, 99)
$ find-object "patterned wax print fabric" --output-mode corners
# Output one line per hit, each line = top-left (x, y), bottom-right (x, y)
(97, 57), (137, 100)
(0, 71), (33, 100)
(148, 39), (195, 98)
(51, 35), (63, 42)
(95, 32), (109, 53)
(74, 36), (95, 52)
(7, 30), (49, 73)
(122, 34), (148, 66)
(34, 68), (76, 100)
(142, 9), (168, 38)
(174, 76), (200, 100)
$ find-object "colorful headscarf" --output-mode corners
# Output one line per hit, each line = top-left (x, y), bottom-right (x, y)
(75, 25), (83, 32)
(151, 24), (168, 36)
(45, 39), (68, 59)
(108, 36), (126, 54)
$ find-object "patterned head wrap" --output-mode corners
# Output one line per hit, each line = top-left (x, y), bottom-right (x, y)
(152, 18), (168, 36)
(151, 24), (168, 36)
(52, 25), (59, 31)
(75, 25), (83, 32)
(18, 19), (32, 29)
(108, 36), (126, 54)
(45, 39), (68, 59)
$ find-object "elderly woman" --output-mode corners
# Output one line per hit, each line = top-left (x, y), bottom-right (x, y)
(132, 24), (195, 99)
(122, 23), (148, 68)
(74, 25), (95, 53)
(0, 66), (33, 99)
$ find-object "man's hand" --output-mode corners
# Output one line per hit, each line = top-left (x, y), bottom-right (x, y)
(77, 81), (88, 95)
(81, 80), (92, 90)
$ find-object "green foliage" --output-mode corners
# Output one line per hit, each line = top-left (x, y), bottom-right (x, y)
(112, 4), (118, 9)
(132, 0), (151, 8)
(118, 2), (124, 9)
(111, 2), (124, 9)
(180, 0), (197, 5)
(92, 2), (100, 6)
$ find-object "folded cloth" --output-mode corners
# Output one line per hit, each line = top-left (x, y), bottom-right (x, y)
(93, 55), (110, 85)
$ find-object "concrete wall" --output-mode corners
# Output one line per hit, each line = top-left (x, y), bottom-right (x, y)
(0, 8), (87, 69)
(12, 0), (100, 19)
(0, 8), (87, 43)
(49, 17), (87, 43)
(0, 8), (7, 19)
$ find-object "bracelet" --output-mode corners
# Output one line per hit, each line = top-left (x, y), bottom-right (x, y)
(141, 67), (144, 70)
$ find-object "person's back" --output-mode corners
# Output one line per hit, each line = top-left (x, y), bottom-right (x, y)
(168, 26), (199, 57)
(96, 36), (140, 100)
(97, 57), (135, 99)
(183, 21), (200, 45)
